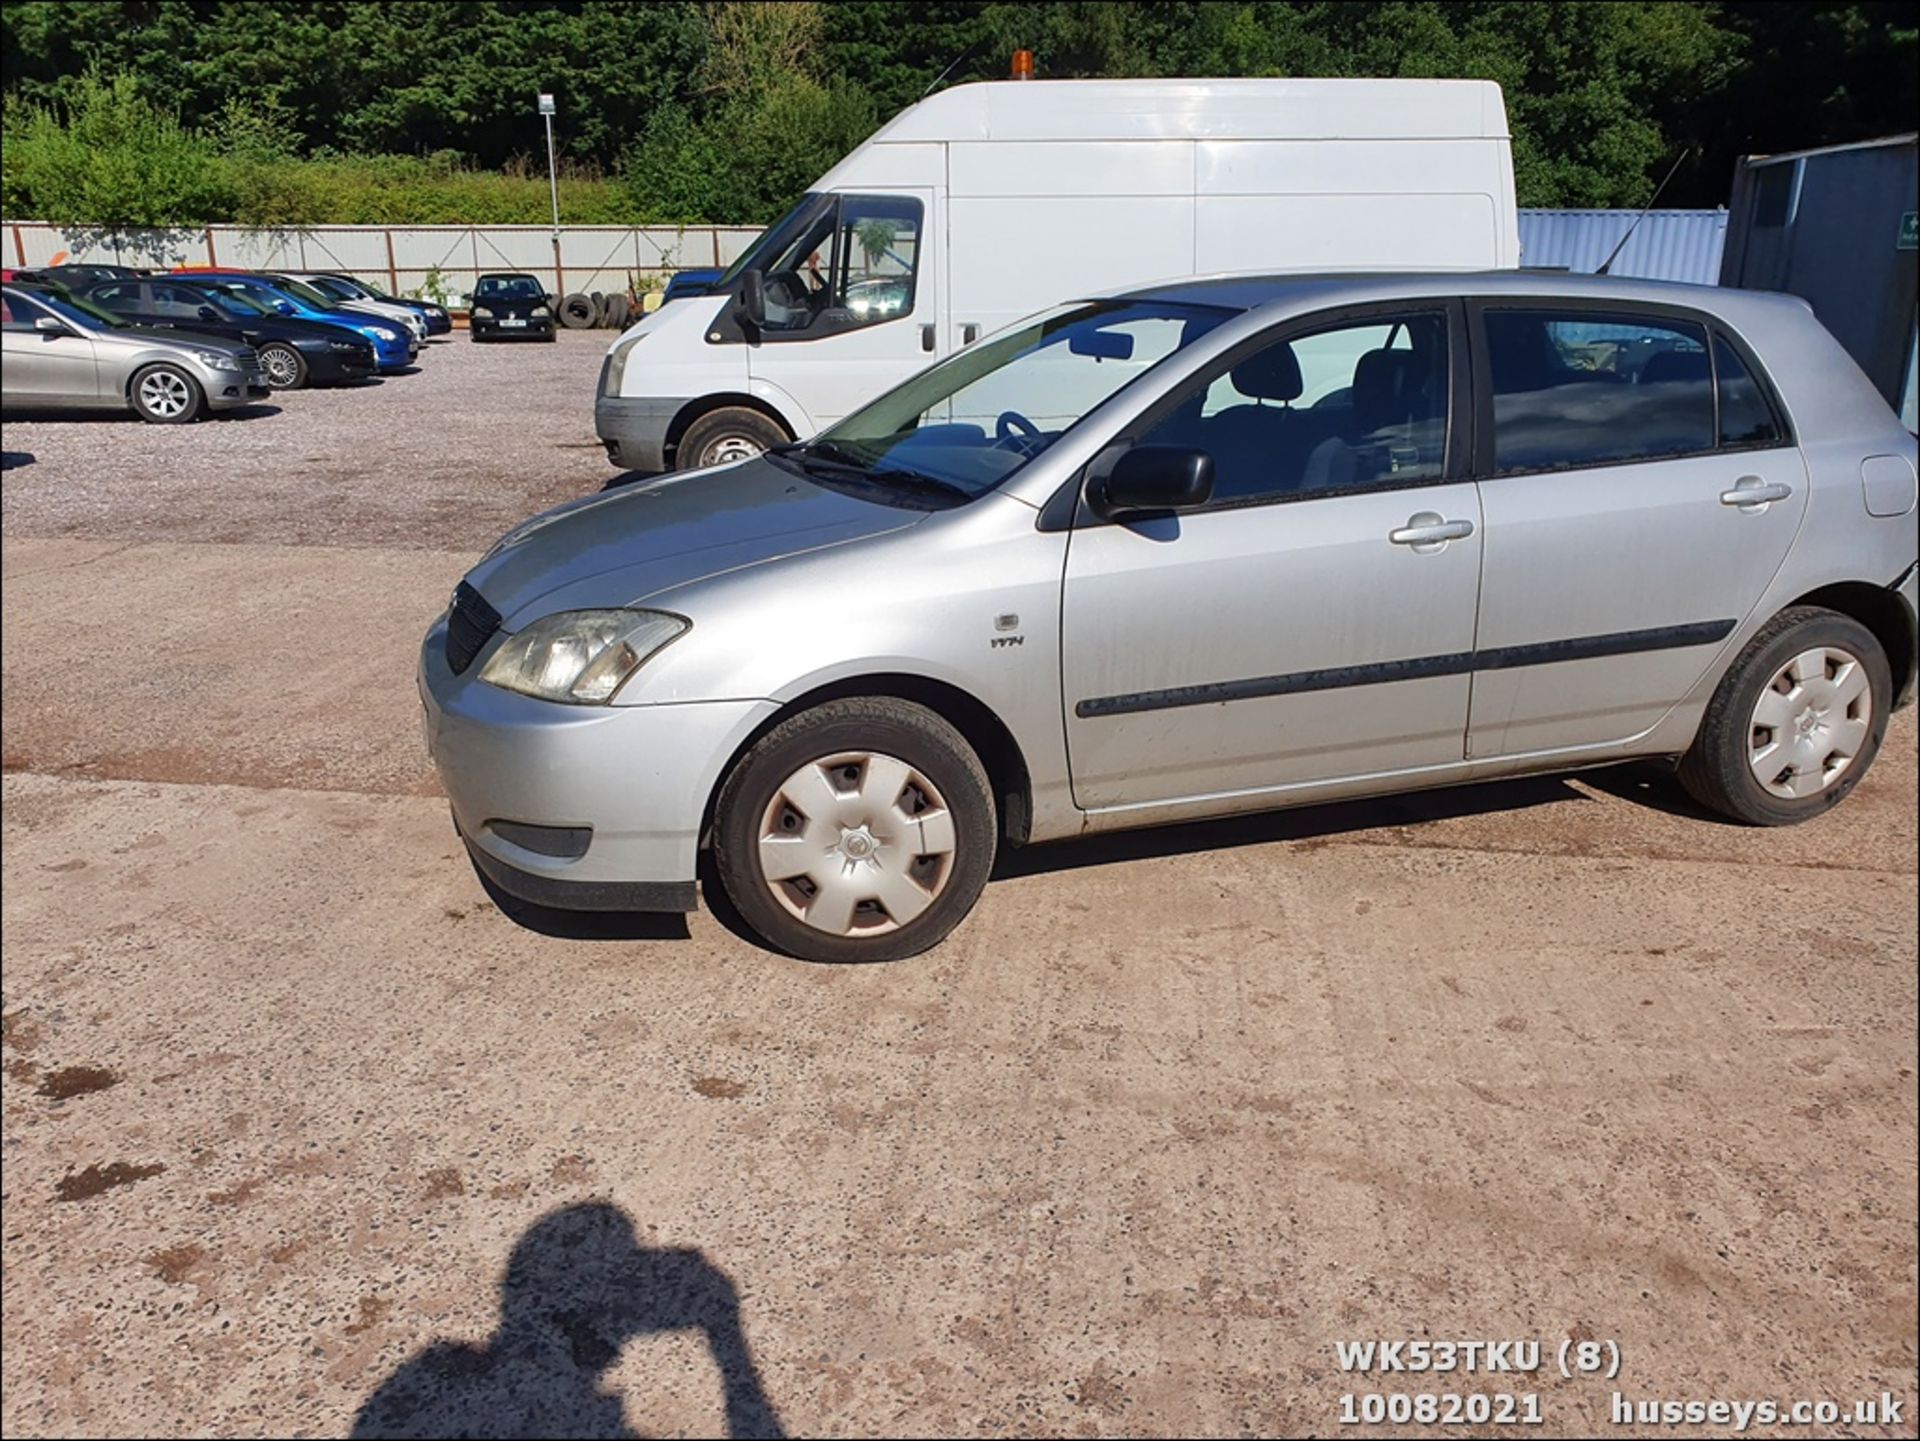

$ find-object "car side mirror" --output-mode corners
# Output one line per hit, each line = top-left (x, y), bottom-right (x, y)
(33, 315), (72, 338)
(198, 305), (219, 321)
(736, 268), (766, 328)
(1089, 446), (1215, 519)
(275, 301), (295, 315)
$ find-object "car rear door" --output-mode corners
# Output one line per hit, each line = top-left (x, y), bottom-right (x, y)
(1061, 301), (1482, 813)
(1, 290), (100, 403)
(1465, 302), (1808, 760)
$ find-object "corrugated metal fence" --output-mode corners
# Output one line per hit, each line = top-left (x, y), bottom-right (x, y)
(2, 222), (762, 305)
(1516, 209), (1728, 285)
(6, 210), (1732, 301)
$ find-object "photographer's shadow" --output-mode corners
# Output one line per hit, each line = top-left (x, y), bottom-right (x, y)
(352, 1203), (785, 1439)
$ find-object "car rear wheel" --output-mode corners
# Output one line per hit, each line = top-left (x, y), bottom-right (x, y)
(676, 407), (790, 470)
(129, 363), (205, 424)
(710, 699), (997, 962)
(1678, 606), (1891, 825)
(257, 342), (307, 390)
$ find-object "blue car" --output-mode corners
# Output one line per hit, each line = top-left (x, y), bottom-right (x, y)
(293, 272), (454, 336)
(177, 272), (414, 372)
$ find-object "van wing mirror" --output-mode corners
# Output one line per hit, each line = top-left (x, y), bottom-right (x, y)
(1089, 446), (1215, 519)
(736, 268), (766, 328)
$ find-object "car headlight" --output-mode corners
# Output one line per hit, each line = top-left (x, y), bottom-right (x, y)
(604, 333), (644, 396)
(370, 326), (398, 341)
(470, 306), (493, 319)
(194, 349), (241, 371)
(478, 609), (689, 704)
(428, 306), (446, 319)
(532, 304), (551, 317)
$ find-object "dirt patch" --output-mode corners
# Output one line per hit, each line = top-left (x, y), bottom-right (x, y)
(2, 1008), (44, 1052)
(54, 1160), (165, 1202)
(692, 1076), (749, 1099)
(422, 1167), (465, 1201)
(146, 1243), (207, 1283)
(342, 1295), (392, 1336)
(208, 1177), (264, 1207)
(37, 1065), (120, 1100)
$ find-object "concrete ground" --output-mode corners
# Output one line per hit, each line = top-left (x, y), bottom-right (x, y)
(3, 333), (1915, 1438)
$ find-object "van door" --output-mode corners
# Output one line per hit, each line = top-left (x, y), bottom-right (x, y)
(747, 188), (939, 431)
(1465, 304), (1810, 759)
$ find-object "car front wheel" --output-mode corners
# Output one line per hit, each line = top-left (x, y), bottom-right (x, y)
(710, 699), (997, 962)
(129, 363), (205, 424)
(257, 341), (307, 390)
(1679, 606), (1891, 824)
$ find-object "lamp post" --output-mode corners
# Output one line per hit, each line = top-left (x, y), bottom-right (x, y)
(539, 92), (562, 298)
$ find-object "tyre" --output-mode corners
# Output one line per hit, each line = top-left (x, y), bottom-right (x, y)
(711, 698), (997, 962)
(602, 293), (630, 329)
(129, 363), (205, 424)
(675, 407), (790, 470)
(1678, 606), (1891, 825)
(588, 290), (606, 326)
(256, 341), (307, 390)
(560, 293), (596, 329)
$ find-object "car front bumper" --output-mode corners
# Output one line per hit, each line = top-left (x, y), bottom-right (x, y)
(470, 316), (555, 340)
(594, 394), (686, 473)
(305, 345), (378, 383)
(418, 613), (776, 912)
(205, 369), (272, 409)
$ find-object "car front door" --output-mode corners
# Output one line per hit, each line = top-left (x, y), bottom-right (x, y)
(1060, 303), (1483, 813)
(746, 190), (939, 431)
(1465, 304), (1810, 760)
(1, 291), (100, 404)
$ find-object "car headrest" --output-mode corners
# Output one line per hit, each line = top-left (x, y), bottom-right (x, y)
(1640, 349), (1711, 386)
(1353, 348), (1415, 429)
(1231, 342), (1302, 402)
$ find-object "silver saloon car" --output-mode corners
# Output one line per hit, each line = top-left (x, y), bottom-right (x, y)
(421, 273), (1919, 963)
(2, 284), (270, 422)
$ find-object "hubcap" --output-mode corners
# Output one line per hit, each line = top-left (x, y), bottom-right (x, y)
(262, 348), (298, 386)
(757, 751), (956, 937)
(140, 370), (190, 417)
(705, 434), (763, 466)
(1748, 645), (1872, 799)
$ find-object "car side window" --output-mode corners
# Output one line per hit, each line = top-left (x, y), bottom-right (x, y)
(150, 283), (211, 319)
(91, 282), (144, 313)
(833, 195), (921, 327)
(1485, 311), (1714, 474)
(3, 292), (50, 330)
(1137, 311), (1451, 507)
(1713, 335), (1784, 448)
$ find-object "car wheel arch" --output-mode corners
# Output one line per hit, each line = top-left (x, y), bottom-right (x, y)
(664, 393), (797, 468)
(698, 672), (1034, 853)
(1785, 580), (1916, 709)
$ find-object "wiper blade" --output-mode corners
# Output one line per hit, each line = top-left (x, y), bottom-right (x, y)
(866, 466), (973, 502)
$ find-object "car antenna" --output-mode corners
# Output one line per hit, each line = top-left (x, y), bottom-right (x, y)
(920, 39), (984, 100)
(1597, 147), (1692, 275)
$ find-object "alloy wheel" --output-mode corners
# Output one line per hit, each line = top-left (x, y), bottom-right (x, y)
(139, 370), (192, 418)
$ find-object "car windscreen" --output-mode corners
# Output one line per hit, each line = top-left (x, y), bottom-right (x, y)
(474, 276), (543, 300)
(304, 276), (363, 301)
(30, 288), (127, 329)
(273, 277), (338, 308)
(774, 300), (1235, 503)
(192, 286), (270, 317)
(716, 194), (833, 287)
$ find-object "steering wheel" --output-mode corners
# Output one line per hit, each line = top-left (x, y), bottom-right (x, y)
(995, 409), (1042, 444)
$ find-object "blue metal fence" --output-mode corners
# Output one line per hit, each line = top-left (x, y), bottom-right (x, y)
(1517, 209), (1728, 285)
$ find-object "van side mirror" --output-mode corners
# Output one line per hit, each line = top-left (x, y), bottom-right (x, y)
(736, 268), (766, 328)
(1089, 446), (1215, 519)
(33, 315), (72, 338)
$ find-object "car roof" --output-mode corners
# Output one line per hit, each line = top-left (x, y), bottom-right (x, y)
(477, 272), (541, 281)
(1111, 269), (1806, 321)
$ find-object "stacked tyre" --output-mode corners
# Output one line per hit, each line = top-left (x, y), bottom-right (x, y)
(558, 292), (633, 330)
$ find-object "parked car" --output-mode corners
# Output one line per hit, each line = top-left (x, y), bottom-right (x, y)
(260, 271), (429, 343)
(423, 270), (1919, 962)
(177, 274), (413, 372)
(24, 262), (148, 288)
(468, 273), (556, 341)
(75, 276), (377, 388)
(279, 271), (452, 336)
(597, 76), (1522, 472)
(2, 283), (270, 422)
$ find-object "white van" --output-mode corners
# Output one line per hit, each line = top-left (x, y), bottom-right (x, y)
(596, 77), (1519, 473)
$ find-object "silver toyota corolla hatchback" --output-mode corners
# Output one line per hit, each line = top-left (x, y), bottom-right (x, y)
(422, 273), (1919, 962)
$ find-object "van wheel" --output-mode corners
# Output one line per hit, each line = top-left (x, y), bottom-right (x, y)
(710, 699), (997, 963)
(129, 363), (205, 423)
(1678, 606), (1891, 825)
(676, 407), (789, 470)
(257, 342), (307, 390)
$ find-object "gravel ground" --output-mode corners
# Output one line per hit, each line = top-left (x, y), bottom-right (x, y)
(1, 330), (617, 552)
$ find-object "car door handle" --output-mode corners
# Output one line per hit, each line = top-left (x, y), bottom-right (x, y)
(1389, 513), (1475, 548)
(1720, 477), (1792, 509)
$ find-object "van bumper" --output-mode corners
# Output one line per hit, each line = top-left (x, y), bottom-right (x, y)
(595, 394), (686, 473)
